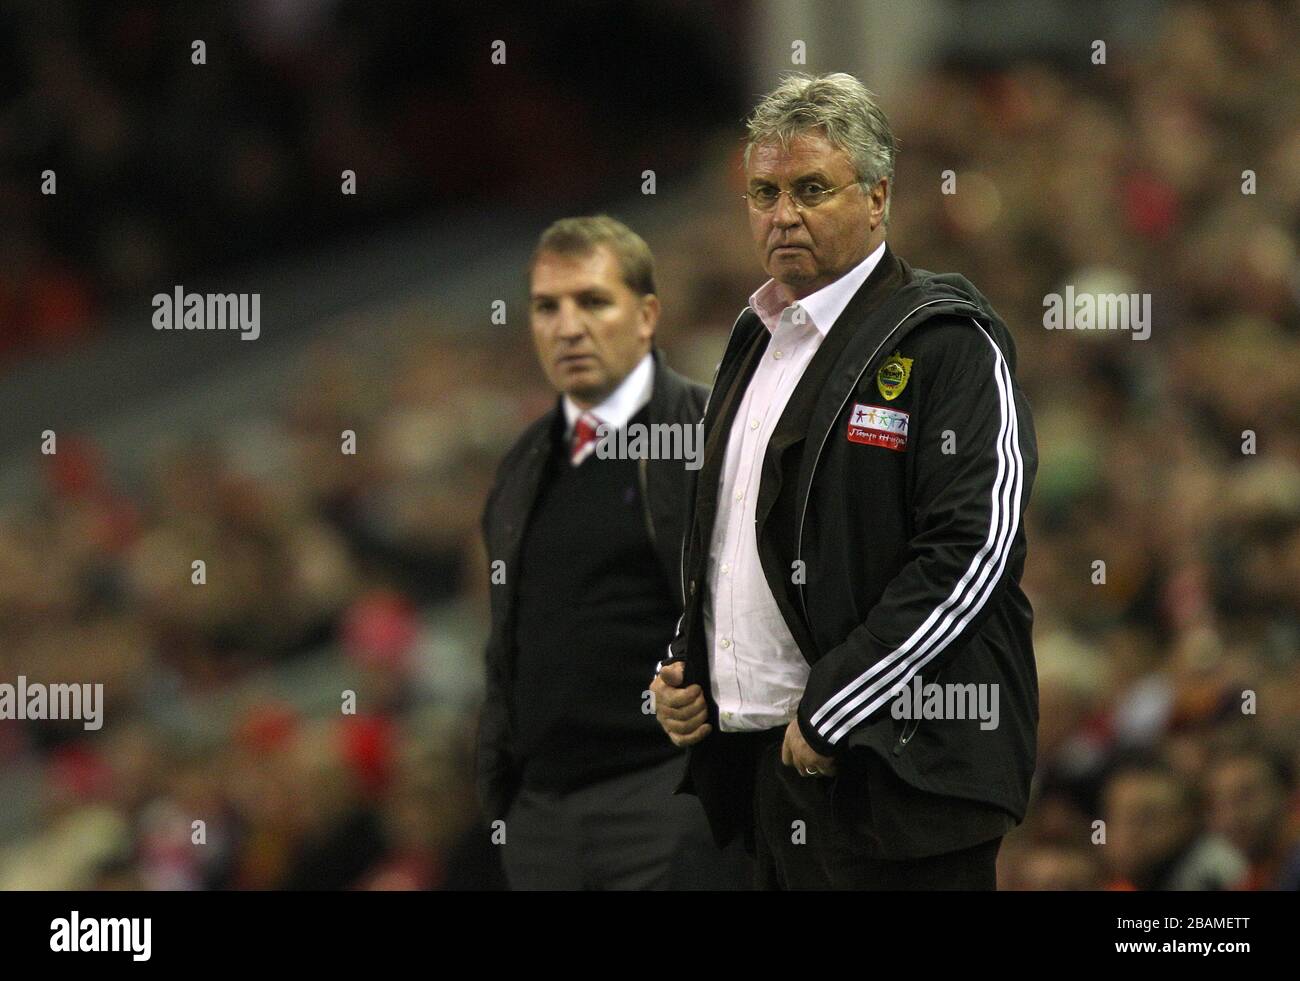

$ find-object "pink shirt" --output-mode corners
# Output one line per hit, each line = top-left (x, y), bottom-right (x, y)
(705, 242), (886, 730)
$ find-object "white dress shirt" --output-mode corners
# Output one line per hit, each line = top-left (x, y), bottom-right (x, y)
(563, 351), (654, 463)
(705, 242), (887, 731)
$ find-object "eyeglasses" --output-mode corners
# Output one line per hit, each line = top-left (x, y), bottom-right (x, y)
(741, 181), (858, 212)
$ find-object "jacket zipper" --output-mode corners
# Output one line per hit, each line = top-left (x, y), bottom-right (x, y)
(894, 663), (946, 754)
(898, 713), (922, 748)
(795, 298), (981, 629)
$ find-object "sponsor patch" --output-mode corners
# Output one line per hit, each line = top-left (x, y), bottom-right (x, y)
(847, 403), (909, 451)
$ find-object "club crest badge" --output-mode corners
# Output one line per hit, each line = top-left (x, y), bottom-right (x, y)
(876, 351), (912, 401)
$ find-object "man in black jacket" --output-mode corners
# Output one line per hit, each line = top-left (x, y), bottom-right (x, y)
(652, 73), (1039, 889)
(477, 215), (748, 889)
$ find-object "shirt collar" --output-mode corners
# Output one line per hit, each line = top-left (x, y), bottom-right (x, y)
(748, 240), (888, 336)
(562, 350), (655, 436)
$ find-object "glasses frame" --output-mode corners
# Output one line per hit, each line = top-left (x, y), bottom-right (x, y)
(741, 180), (860, 212)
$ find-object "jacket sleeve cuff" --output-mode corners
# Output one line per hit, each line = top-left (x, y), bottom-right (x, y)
(797, 705), (837, 758)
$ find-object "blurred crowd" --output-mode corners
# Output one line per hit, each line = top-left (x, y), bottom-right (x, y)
(917, 0), (1300, 890)
(2, 0), (1299, 889)
(0, 332), (521, 888)
(0, 0), (744, 363)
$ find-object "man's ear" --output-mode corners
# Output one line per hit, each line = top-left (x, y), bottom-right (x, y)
(871, 178), (889, 227)
(640, 293), (661, 340)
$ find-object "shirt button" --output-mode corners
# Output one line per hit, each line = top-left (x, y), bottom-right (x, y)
(735, 491), (743, 501)
(750, 419), (759, 430)
(720, 638), (731, 649)
(773, 350), (783, 360)
(721, 564), (729, 574)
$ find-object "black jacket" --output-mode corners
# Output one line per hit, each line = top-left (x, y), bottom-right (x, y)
(476, 349), (708, 821)
(665, 246), (1040, 858)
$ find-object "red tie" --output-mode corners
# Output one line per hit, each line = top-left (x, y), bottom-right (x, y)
(570, 412), (603, 466)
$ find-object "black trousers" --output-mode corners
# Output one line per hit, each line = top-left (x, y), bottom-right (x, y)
(747, 732), (1003, 890)
(501, 753), (753, 890)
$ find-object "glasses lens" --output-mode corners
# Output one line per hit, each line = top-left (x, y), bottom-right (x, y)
(795, 186), (830, 208)
(749, 186), (837, 210)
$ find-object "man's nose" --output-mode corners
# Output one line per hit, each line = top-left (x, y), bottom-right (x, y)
(555, 300), (586, 338)
(771, 190), (803, 227)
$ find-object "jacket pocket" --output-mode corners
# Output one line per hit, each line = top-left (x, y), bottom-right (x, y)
(892, 664), (944, 756)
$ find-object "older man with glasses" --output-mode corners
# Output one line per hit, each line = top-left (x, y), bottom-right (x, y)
(651, 72), (1040, 890)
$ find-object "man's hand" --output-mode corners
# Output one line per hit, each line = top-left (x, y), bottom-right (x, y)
(651, 661), (712, 747)
(781, 719), (837, 777)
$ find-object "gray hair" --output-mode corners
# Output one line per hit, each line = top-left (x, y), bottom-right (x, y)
(744, 72), (897, 224)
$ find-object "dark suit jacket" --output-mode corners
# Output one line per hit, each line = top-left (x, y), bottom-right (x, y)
(475, 348), (708, 820)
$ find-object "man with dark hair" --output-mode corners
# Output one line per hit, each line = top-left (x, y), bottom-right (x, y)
(477, 215), (749, 889)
